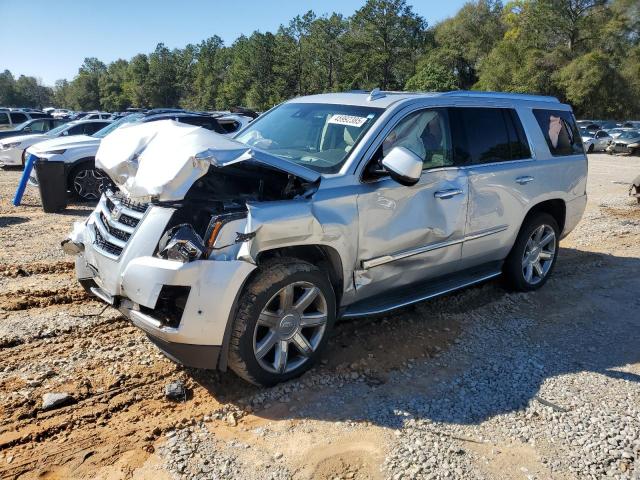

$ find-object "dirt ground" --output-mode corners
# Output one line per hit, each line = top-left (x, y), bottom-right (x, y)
(0, 154), (639, 479)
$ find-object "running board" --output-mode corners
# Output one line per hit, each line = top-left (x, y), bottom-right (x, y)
(341, 262), (502, 318)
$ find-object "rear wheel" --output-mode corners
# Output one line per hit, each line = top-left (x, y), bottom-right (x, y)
(70, 164), (111, 201)
(503, 213), (559, 291)
(228, 258), (336, 387)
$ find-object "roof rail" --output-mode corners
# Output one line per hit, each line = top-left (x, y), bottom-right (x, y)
(440, 90), (560, 103)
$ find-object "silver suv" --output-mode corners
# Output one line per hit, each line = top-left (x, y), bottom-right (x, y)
(64, 91), (587, 386)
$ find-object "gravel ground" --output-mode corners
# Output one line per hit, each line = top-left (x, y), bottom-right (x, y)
(0, 154), (639, 479)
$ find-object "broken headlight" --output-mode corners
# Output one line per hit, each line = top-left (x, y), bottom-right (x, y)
(158, 224), (206, 262)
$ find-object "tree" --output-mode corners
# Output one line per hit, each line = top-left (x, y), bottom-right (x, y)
(217, 35), (254, 108)
(424, 0), (504, 89)
(405, 63), (457, 91)
(99, 59), (130, 111)
(187, 37), (225, 109)
(0, 70), (17, 106)
(124, 54), (150, 107)
(343, 0), (427, 90)
(69, 57), (107, 110)
(557, 51), (633, 118)
(307, 14), (348, 91)
(147, 44), (179, 107)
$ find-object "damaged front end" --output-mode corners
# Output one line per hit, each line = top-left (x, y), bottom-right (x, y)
(65, 120), (321, 369)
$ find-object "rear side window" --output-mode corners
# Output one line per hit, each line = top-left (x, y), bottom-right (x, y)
(10, 112), (28, 124)
(67, 125), (85, 135)
(29, 120), (47, 132)
(450, 107), (530, 165)
(0, 112), (10, 125)
(533, 109), (583, 156)
(83, 122), (109, 135)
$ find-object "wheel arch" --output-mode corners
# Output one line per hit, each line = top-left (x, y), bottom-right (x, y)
(517, 199), (566, 241)
(218, 244), (344, 372)
(255, 244), (344, 306)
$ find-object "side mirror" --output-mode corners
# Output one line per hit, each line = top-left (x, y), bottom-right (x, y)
(23, 127), (32, 132)
(62, 130), (68, 136)
(381, 146), (422, 186)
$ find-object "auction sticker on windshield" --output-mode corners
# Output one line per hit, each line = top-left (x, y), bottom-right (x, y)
(328, 114), (370, 127)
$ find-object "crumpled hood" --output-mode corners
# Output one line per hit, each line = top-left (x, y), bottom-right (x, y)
(29, 135), (97, 153)
(96, 120), (320, 202)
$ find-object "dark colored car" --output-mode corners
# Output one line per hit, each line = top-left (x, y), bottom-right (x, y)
(0, 118), (68, 140)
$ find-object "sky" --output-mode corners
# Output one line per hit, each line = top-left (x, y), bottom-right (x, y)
(0, 0), (466, 86)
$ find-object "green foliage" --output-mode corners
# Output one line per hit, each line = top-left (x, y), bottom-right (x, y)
(405, 63), (457, 91)
(1, 0), (639, 119)
(0, 69), (53, 108)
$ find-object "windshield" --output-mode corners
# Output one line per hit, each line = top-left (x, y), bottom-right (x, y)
(235, 103), (383, 172)
(619, 131), (639, 139)
(93, 113), (144, 138)
(46, 123), (71, 136)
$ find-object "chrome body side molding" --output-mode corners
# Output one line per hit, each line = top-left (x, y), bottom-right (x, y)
(361, 225), (508, 270)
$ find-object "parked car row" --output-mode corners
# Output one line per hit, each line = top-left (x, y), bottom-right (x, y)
(9, 110), (255, 201)
(578, 119), (640, 155)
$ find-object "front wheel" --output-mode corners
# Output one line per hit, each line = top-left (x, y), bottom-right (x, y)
(228, 258), (336, 387)
(587, 144), (594, 153)
(70, 164), (111, 201)
(503, 213), (559, 291)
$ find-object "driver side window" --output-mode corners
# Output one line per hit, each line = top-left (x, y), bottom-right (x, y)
(365, 108), (452, 180)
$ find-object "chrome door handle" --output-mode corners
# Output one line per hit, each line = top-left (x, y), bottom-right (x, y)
(516, 176), (534, 185)
(434, 188), (463, 199)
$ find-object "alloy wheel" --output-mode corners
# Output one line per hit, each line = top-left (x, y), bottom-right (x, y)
(73, 169), (109, 200)
(521, 224), (556, 285)
(253, 281), (328, 374)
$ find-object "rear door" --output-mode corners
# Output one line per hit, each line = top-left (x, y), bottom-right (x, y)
(453, 107), (535, 267)
(354, 107), (468, 299)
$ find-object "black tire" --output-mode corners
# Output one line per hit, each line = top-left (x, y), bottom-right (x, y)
(587, 144), (594, 153)
(69, 162), (111, 201)
(228, 258), (336, 387)
(503, 213), (560, 292)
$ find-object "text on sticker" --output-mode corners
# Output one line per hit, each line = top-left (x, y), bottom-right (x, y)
(328, 114), (369, 128)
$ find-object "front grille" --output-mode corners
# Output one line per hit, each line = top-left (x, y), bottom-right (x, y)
(93, 190), (149, 258)
(94, 227), (123, 257)
(99, 212), (131, 242)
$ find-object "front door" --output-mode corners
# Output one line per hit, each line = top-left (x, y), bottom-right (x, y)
(354, 108), (468, 300)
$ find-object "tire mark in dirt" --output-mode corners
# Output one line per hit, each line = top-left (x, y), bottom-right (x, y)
(0, 260), (75, 278)
(0, 286), (90, 311)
